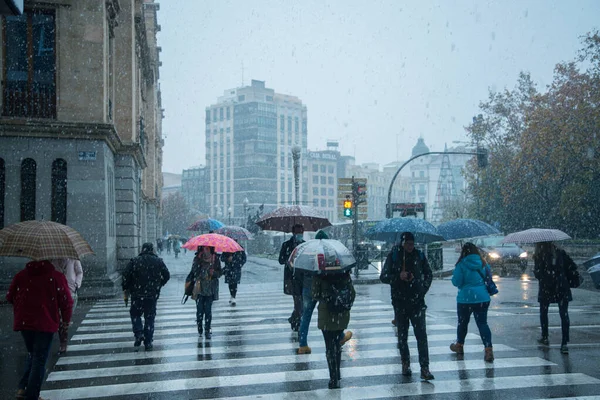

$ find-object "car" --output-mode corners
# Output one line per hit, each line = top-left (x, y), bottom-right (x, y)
(473, 236), (528, 276)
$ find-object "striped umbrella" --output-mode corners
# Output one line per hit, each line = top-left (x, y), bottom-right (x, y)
(502, 228), (571, 244)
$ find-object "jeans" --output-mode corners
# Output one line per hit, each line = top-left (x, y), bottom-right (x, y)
(456, 301), (492, 348)
(322, 330), (343, 382)
(298, 286), (317, 347)
(196, 295), (214, 330)
(19, 330), (54, 400)
(130, 297), (157, 344)
(540, 298), (570, 344)
(394, 303), (430, 367)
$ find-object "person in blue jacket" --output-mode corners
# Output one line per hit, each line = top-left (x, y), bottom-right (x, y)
(450, 242), (494, 362)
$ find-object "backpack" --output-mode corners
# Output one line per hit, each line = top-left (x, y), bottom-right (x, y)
(327, 282), (354, 313)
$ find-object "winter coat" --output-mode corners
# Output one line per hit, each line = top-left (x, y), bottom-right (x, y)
(312, 272), (355, 331)
(222, 250), (247, 285)
(279, 237), (304, 295)
(6, 260), (73, 333)
(534, 248), (577, 303)
(451, 254), (491, 304)
(122, 250), (170, 299)
(51, 258), (83, 296)
(380, 245), (433, 308)
(186, 254), (222, 300)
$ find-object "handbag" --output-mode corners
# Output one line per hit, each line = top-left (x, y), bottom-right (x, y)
(476, 265), (499, 296)
(182, 280), (194, 304)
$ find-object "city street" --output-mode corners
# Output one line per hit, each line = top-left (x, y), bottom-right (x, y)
(1, 251), (600, 399)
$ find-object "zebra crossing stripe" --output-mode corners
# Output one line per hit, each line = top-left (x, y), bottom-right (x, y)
(41, 358), (560, 399)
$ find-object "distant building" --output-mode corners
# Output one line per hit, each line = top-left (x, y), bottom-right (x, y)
(205, 80), (308, 225)
(307, 147), (340, 222)
(161, 172), (182, 199)
(181, 166), (208, 214)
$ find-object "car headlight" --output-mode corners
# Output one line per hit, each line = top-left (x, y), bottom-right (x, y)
(489, 252), (500, 259)
(376, 245), (381, 250)
(519, 252), (528, 258)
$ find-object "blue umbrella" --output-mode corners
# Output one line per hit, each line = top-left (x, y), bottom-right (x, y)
(365, 218), (444, 244)
(437, 218), (500, 241)
(187, 218), (225, 232)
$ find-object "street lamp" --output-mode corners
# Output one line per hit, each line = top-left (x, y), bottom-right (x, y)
(243, 197), (249, 228)
(291, 145), (301, 205)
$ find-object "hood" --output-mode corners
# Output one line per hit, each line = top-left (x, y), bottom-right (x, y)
(460, 254), (484, 270)
(25, 260), (56, 276)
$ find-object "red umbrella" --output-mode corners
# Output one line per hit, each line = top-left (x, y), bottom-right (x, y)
(255, 205), (332, 233)
(183, 233), (243, 253)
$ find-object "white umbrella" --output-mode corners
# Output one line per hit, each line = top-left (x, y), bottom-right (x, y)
(289, 239), (356, 274)
(502, 228), (571, 244)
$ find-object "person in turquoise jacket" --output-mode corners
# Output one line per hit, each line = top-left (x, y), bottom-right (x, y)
(450, 242), (494, 362)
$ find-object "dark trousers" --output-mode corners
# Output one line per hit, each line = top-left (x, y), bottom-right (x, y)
(322, 330), (343, 382)
(228, 283), (238, 298)
(394, 303), (430, 367)
(196, 295), (214, 330)
(130, 297), (157, 344)
(19, 330), (54, 400)
(540, 298), (570, 344)
(289, 295), (303, 327)
(457, 301), (492, 347)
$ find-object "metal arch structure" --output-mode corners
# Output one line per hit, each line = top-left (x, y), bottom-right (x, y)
(386, 150), (485, 218)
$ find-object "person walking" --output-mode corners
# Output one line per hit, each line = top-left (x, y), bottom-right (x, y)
(50, 258), (83, 355)
(279, 224), (305, 331)
(7, 260), (73, 400)
(449, 242), (494, 362)
(222, 243), (247, 306)
(380, 231), (434, 380)
(122, 243), (170, 351)
(173, 240), (181, 259)
(534, 241), (579, 354)
(186, 246), (222, 339)
(312, 270), (355, 389)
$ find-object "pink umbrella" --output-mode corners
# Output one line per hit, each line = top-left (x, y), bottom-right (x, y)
(183, 233), (243, 253)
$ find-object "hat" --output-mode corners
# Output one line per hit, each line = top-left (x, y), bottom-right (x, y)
(141, 242), (154, 252)
(315, 230), (329, 240)
(400, 232), (415, 243)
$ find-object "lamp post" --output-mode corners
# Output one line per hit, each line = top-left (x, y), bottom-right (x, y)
(243, 197), (249, 228)
(291, 145), (301, 205)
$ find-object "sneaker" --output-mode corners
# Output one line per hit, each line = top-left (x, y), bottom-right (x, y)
(401, 361), (412, 376)
(144, 342), (153, 351)
(231, 297), (236, 306)
(197, 325), (203, 336)
(420, 367), (435, 381)
(450, 342), (464, 354)
(537, 337), (549, 346)
(134, 337), (143, 347)
(297, 346), (312, 354)
(205, 329), (212, 339)
(560, 345), (569, 354)
(339, 331), (353, 346)
(58, 342), (68, 355)
(328, 379), (340, 389)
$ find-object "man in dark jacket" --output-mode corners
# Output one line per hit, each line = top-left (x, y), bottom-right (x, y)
(380, 231), (434, 380)
(279, 223), (305, 331)
(122, 243), (170, 350)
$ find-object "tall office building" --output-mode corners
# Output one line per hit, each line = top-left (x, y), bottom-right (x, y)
(205, 80), (307, 224)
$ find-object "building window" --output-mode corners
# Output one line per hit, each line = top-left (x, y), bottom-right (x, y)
(287, 116), (292, 131)
(328, 165), (334, 173)
(238, 95), (245, 102)
(206, 109), (211, 124)
(226, 107), (230, 120)
(328, 188), (334, 196)
(328, 176), (334, 185)
(320, 199), (326, 207)
(313, 198), (319, 207)
(320, 188), (326, 196)
(419, 170), (425, 178)
(51, 159), (67, 224)
(3, 11), (56, 119)
(280, 115), (285, 132)
(294, 117), (299, 133)
(219, 107), (224, 121)
(328, 199), (334, 208)
(320, 176), (326, 184)
(266, 95), (273, 102)
(312, 187), (318, 195)
(312, 164), (318, 173)
(320, 165), (326, 173)
(0, 158), (4, 229)
(312, 176), (318, 184)
(20, 158), (36, 221)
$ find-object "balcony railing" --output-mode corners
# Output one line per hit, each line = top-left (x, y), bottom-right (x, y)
(2, 82), (56, 119)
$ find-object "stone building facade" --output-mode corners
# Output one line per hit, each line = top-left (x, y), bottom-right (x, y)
(0, 0), (163, 297)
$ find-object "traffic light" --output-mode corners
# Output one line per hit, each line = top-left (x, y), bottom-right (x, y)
(343, 197), (353, 218)
(353, 182), (367, 204)
(477, 147), (488, 168)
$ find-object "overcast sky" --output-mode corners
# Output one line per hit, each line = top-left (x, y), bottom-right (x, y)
(157, 0), (600, 174)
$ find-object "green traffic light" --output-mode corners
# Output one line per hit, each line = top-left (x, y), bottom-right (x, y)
(343, 208), (353, 218)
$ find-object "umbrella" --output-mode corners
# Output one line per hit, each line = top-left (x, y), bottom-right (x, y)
(214, 226), (254, 241)
(365, 217), (444, 244)
(187, 218), (225, 232)
(502, 228), (571, 244)
(255, 205), (332, 233)
(437, 218), (501, 241)
(289, 239), (356, 274)
(0, 220), (94, 261)
(182, 233), (243, 253)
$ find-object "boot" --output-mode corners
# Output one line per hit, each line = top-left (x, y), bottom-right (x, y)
(205, 327), (212, 339)
(484, 347), (494, 362)
(134, 336), (143, 347)
(420, 366), (435, 380)
(537, 336), (549, 346)
(297, 346), (312, 354)
(197, 324), (203, 336)
(560, 344), (569, 354)
(58, 342), (68, 355)
(231, 296), (236, 306)
(401, 361), (412, 376)
(339, 331), (353, 346)
(450, 342), (464, 354)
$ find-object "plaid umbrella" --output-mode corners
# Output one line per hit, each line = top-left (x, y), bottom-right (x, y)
(0, 220), (94, 261)
(502, 228), (571, 244)
(187, 218), (225, 232)
(183, 233), (243, 253)
(255, 205), (332, 233)
(214, 226), (254, 241)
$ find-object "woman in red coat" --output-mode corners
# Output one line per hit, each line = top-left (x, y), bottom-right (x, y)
(6, 260), (73, 400)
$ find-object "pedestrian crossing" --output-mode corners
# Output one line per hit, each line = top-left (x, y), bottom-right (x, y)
(40, 288), (600, 399)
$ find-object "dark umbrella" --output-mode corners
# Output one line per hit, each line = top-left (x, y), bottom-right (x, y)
(214, 226), (254, 241)
(187, 218), (225, 232)
(365, 217), (444, 244)
(437, 218), (500, 241)
(255, 205), (332, 233)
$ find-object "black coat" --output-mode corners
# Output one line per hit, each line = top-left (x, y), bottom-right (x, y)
(380, 246), (432, 308)
(534, 248), (576, 303)
(222, 251), (247, 284)
(279, 237), (304, 296)
(122, 250), (170, 299)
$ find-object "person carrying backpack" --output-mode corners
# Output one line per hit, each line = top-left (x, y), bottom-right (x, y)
(312, 270), (355, 389)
